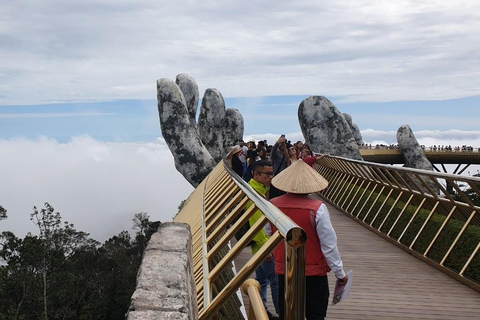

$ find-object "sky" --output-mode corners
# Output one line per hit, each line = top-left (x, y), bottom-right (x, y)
(1, 0), (480, 241)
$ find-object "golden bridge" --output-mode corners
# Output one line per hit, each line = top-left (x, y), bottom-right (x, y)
(132, 153), (480, 319)
(360, 148), (480, 175)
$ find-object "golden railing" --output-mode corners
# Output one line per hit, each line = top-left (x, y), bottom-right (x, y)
(315, 155), (480, 292)
(174, 160), (307, 320)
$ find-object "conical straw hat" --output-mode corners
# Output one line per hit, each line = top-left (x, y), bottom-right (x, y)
(226, 146), (242, 160)
(272, 159), (329, 194)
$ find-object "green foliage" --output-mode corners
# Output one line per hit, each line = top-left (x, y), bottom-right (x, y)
(0, 203), (160, 319)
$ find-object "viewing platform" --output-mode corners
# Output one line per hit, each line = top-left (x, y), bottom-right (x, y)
(360, 148), (480, 165)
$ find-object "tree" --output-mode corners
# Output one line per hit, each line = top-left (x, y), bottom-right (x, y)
(29, 202), (99, 320)
(132, 212), (160, 252)
(0, 205), (6, 222)
(0, 203), (159, 319)
(0, 232), (44, 319)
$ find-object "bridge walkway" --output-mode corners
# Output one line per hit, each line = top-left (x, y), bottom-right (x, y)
(234, 195), (480, 319)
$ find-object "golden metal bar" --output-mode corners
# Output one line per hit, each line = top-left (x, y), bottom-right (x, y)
(403, 172), (425, 196)
(359, 165), (374, 181)
(460, 241), (480, 276)
(208, 215), (268, 283)
(242, 279), (268, 320)
(204, 173), (231, 204)
(448, 178), (475, 208)
(398, 198), (426, 243)
(284, 228), (307, 320)
(370, 188), (394, 226)
(345, 180), (365, 213)
(440, 210), (476, 266)
(336, 173), (356, 206)
(393, 170), (414, 193)
(345, 159), (361, 177)
(340, 176), (360, 209)
(205, 198), (251, 255)
(324, 169), (343, 199)
(200, 173), (211, 310)
(387, 194), (416, 237)
(204, 184), (238, 224)
(206, 205), (256, 259)
(356, 184), (378, 219)
(329, 171), (345, 203)
(331, 172), (349, 204)
(205, 190), (244, 235)
(350, 181), (372, 217)
(409, 201), (440, 249)
(424, 206), (457, 256)
(377, 167), (396, 188)
(431, 177), (457, 203)
(414, 173), (439, 200)
(378, 191), (404, 232)
(362, 185), (385, 222)
(383, 168), (402, 189)
(370, 166), (386, 184)
(199, 232), (284, 320)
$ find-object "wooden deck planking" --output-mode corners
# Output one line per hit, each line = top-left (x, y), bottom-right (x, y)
(234, 195), (480, 319)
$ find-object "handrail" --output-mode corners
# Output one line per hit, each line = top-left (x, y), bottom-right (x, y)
(174, 159), (307, 319)
(242, 279), (268, 320)
(314, 154), (480, 292)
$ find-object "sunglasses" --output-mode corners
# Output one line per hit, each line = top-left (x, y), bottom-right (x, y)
(257, 171), (274, 177)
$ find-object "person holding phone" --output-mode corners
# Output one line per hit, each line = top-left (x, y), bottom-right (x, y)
(270, 135), (290, 199)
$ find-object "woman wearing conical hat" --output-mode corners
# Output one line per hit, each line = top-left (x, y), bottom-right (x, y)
(270, 160), (348, 320)
(226, 146), (245, 177)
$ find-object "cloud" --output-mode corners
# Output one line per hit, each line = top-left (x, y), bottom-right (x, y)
(1, 129), (480, 242)
(0, 136), (193, 241)
(1, 1), (479, 104)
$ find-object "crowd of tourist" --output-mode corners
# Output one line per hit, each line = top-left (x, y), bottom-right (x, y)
(226, 136), (346, 320)
(228, 137), (326, 183)
(359, 143), (478, 152)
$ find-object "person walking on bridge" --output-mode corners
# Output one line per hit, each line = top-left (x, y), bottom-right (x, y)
(246, 159), (280, 319)
(270, 160), (348, 320)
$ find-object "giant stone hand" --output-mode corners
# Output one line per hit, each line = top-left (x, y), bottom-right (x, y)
(157, 74), (244, 187)
(298, 96), (363, 160)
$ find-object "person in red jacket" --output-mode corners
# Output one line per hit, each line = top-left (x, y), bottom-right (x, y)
(270, 160), (348, 320)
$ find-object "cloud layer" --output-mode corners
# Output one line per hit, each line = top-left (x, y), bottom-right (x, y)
(0, 136), (193, 241)
(1, 1), (479, 104)
(1, 129), (479, 241)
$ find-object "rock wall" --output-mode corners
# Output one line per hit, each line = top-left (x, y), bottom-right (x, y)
(298, 96), (363, 160)
(127, 222), (197, 320)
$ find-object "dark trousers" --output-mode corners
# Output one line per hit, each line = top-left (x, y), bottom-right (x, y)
(278, 274), (329, 320)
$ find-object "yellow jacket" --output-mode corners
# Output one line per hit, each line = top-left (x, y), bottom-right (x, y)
(246, 178), (270, 254)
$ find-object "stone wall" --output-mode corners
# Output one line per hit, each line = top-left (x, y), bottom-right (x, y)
(127, 222), (198, 320)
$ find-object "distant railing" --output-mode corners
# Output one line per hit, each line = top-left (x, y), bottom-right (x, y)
(315, 155), (480, 292)
(174, 160), (307, 320)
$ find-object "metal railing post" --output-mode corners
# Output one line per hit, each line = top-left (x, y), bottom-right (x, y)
(284, 228), (307, 320)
